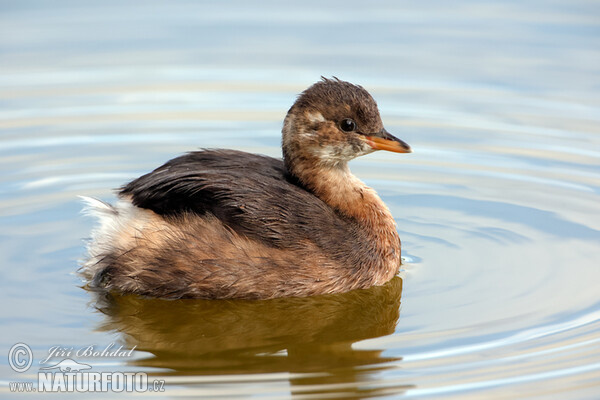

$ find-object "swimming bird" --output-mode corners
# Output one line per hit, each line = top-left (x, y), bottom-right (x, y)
(81, 78), (411, 299)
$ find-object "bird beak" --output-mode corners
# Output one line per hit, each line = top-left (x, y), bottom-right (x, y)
(364, 128), (412, 153)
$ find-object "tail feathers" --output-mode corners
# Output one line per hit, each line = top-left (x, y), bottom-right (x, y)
(79, 196), (127, 283)
(79, 195), (118, 217)
(79, 195), (162, 284)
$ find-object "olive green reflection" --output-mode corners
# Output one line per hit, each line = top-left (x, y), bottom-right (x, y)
(91, 277), (403, 382)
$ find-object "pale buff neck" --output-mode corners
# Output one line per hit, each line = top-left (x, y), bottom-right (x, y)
(287, 158), (400, 256)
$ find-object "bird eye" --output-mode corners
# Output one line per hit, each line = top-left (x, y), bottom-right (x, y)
(339, 118), (357, 132)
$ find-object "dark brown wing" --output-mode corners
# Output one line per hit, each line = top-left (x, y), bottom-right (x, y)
(120, 150), (362, 253)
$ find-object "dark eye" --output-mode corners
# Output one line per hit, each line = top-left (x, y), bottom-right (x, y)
(339, 118), (357, 132)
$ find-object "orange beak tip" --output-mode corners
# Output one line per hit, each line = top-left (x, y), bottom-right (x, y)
(365, 136), (412, 154)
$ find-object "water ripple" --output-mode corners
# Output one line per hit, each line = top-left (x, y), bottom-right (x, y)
(1, 66), (599, 398)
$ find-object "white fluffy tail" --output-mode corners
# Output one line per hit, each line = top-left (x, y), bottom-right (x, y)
(79, 195), (118, 218)
(79, 195), (165, 283)
(79, 196), (142, 282)
(79, 196), (120, 282)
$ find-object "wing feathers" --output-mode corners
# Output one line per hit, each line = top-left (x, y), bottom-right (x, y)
(119, 150), (351, 250)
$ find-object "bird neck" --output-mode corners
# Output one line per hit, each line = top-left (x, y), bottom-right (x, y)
(296, 161), (392, 221)
(287, 158), (401, 270)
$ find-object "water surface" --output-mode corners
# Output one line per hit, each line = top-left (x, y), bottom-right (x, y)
(1, 1), (599, 398)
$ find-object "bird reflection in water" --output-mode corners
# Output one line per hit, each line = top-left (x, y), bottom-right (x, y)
(89, 276), (410, 397)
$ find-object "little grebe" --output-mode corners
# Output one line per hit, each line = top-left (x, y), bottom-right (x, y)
(81, 78), (411, 299)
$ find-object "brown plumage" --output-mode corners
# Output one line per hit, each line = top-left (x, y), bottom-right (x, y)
(81, 78), (412, 299)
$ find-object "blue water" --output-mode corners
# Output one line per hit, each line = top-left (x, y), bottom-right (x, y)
(1, 1), (599, 398)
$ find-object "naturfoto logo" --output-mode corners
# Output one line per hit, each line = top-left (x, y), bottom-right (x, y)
(8, 343), (165, 393)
